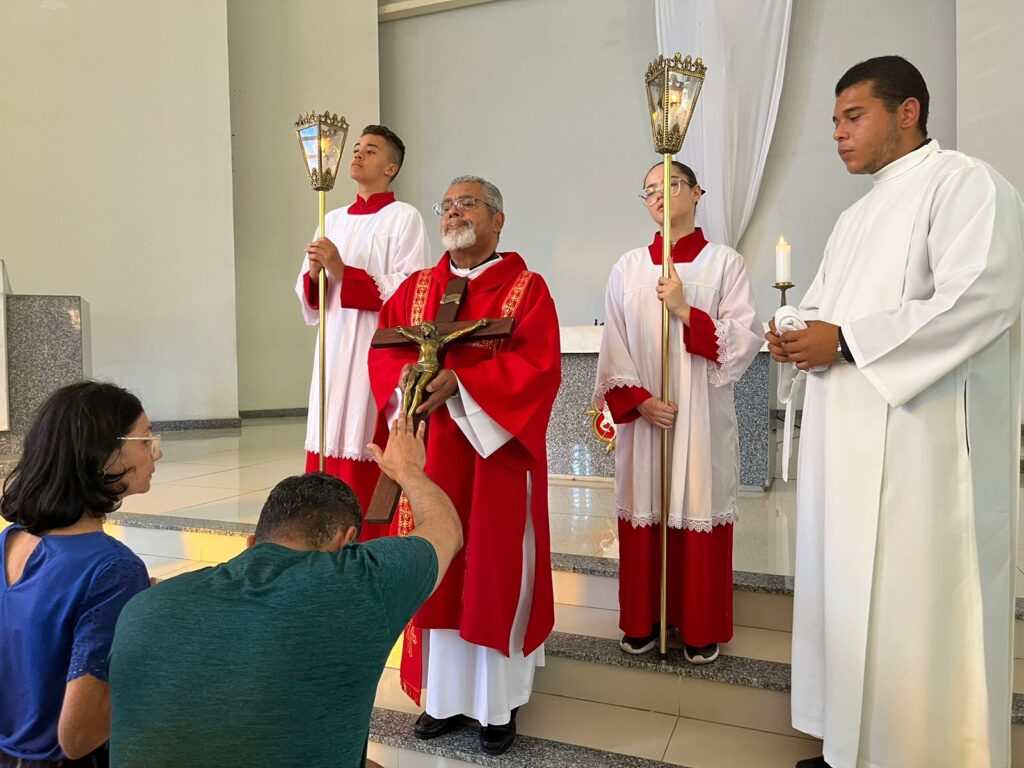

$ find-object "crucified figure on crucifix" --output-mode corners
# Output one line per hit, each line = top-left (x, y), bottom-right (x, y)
(395, 319), (489, 416)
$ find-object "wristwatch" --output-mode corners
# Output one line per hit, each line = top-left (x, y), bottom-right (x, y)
(835, 340), (849, 364)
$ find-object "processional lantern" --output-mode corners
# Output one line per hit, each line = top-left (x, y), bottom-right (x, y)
(295, 111), (349, 471)
(643, 53), (706, 656)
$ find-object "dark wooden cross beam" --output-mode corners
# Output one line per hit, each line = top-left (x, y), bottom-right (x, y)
(370, 318), (514, 348)
(364, 283), (515, 525)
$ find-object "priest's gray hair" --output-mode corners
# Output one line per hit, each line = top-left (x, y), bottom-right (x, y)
(449, 175), (503, 213)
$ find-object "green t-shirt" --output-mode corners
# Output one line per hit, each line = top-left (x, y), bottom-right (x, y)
(109, 535), (437, 768)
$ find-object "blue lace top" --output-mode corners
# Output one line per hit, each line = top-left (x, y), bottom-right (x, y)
(0, 525), (149, 761)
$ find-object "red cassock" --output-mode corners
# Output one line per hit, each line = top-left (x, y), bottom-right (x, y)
(369, 252), (561, 658)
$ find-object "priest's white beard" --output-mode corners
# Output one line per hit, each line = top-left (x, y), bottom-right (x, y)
(442, 222), (476, 251)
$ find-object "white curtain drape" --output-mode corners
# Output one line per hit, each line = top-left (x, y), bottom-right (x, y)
(656, 0), (792, 247)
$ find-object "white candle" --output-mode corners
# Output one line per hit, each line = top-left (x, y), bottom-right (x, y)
(775, 235), (791, 284)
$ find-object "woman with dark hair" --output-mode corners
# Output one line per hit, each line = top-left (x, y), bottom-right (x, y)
(0, 381), (159, 767)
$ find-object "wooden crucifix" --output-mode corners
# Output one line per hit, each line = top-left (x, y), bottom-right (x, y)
(364, 277), (514, 525)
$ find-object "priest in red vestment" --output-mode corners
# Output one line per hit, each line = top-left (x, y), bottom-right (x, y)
(368, 175), (560, 756)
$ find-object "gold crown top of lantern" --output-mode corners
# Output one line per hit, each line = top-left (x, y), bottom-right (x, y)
(644, 54), (707, 155)
(295, 111), (350, 192)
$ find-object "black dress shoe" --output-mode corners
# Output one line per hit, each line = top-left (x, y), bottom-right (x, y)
(795, 757), (831, 768)
(414, 711), (461, 740)
(480, 707), (518, 755)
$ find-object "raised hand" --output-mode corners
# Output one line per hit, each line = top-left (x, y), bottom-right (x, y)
(368, 413), (427, 483)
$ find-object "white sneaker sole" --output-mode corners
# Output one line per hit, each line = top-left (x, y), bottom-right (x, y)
(619, 636), (657, 654)
(683, 645), (720, 664)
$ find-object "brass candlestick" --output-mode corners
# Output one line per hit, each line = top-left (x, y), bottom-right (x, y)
(773, 281), (794, 307)
(644, 52), (706, 657)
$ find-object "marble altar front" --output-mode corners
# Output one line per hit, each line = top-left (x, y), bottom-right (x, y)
(546, 327), (774, 490)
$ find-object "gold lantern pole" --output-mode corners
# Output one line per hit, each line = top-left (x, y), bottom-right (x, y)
(644, 53), (707, 656)
(295, 111), (350, 471)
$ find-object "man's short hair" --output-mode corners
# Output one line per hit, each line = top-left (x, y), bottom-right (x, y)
(253, 472), (362, 547)
(448, 175), (503, 213)
(361, 124), (406, 179)
(835, 55), (929, 137)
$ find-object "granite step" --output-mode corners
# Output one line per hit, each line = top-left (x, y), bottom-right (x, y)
(538, 630), (1024, 737)
(368, 707), (681, 768)
(553, 552), (1024, 658)
(108, 517), (1024, 643)
(370, 667), (824, 767)
(551, 552), (795, 633)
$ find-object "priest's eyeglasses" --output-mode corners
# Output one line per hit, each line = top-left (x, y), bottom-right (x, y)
(639, 179), (690, 206)
(433, 197), (495, 216)
(118, 434), (163, 458)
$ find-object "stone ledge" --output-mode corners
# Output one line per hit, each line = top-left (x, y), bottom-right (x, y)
(550, 552), (794, 596)
(545, 631), (792, 693)
(369, 706), (678, 767)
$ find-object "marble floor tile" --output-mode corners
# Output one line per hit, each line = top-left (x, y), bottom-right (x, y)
(392, 752), (478, 768)
(720, 626), (792, 665)
(138, 554), (203, 580)
(662, 716), (820, 768)
(553, 603), (620, 640)
(514, 692), (677, 761)
(118, 483), (243, 515)
(375, 668), (422, 715)
(169, 465), (295, 492)
(548, 484), (617, 518)
(245, 456), (310, 476)
(174, 447), (295, 468)
(548, 513), (618, 559)
(150, 462), (237, 484)
(364, 743), (399, 768)
(166, 490), (270, 524)
(158, 437), (242, 461)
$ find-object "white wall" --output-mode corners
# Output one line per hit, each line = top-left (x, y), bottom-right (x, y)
(956, 0), (1024, 423)
(230, 0), (381, 412)
(0, 1), (239, 421)
(739, 0), (957, 315)
(380, 0), (659, 326)
(380, 0), (957, 327)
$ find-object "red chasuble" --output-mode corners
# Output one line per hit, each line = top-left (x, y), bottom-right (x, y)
(369, 252), (561, 659)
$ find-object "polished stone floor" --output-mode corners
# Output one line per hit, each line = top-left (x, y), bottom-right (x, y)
(120, 417), (803, 574)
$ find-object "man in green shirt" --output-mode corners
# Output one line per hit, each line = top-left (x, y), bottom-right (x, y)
(109, 415), (462, 768)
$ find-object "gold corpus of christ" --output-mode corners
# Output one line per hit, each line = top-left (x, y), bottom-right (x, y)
(363, 276), (515, 526)
(644, 52), (707, 656)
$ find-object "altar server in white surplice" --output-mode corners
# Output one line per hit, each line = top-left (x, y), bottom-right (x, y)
(297, 125), (430, 540)
(767, 56), (1024, 768)
(595, 161), (762, 664)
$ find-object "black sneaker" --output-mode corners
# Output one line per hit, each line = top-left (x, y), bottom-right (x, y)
(619, 625), (660, 654)
(413, 711), (461, 740)
(795, 758), (831, 768)
(683, 642), (720, 664)
(480, 707), (518, 755)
